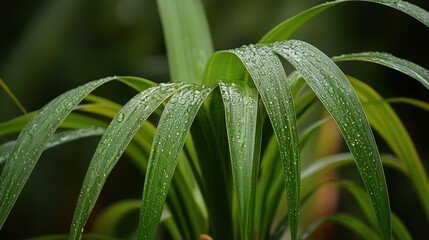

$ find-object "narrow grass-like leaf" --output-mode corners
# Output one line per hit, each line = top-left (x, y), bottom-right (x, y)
(333, 52), (429, 90)
(198, 51), (248, 239)
(157, 0), (213, 84)
(219, 80), (259, 239)
(391, 212), (413, 240)
(0, 78), (27, 114)
(272, 40), (390, 239)
(166, 162), (207, 239)
(137, 85), (213, 240)
(0, 126), (104, 164)
(255, 118), (327, 239)
(299, 213), (379, 240)
(69, 83), (187, 239)
(255, 134), (281, 240)
(92, 199), (141, 235)
(350, 76), (429, 220)
(0, 76), (116, 229)
(29, 234), (121, 240)
(260, 0), (429, 44)
(386, 97), (429, 111)
(232, 44), (300, 240)
(301, 180), (412, 240)
(117, 76), (157, 92)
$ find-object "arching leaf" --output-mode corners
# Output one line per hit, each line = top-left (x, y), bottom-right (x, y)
(231, 44), (300, 240)
(69, 82), (187, 239)
(0, 76), (116, 228)
(272, 40), (390, 239)
(137, 85), (213, 240)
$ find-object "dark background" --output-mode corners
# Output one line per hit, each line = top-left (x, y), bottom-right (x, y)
(1, 0), (428, 239)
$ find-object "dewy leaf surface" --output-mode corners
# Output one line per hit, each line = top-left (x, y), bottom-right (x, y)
(333, 52), (429, 90)
(0, 126), (105, 164)
(137, 85), (213, 240)
(219, 80), (259, 239)
(69, 82), (187, 239)
(0, 76), (116, 228)
(272, 40), (391, 239)
(231, 44), (300, 240)
(260, 0), (429, 44)
(350, 76), (429, 220)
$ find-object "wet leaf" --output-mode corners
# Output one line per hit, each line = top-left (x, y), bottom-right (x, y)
(350, 76), (429, 220)
(0, 76), (116, 228)
(137, 85), (213, 240)
(231, 44), (300, 240)
(69, 82), (187, 239)
(219, 80), (259, 239)
(333, 52), (429, 90)
(0, 126), (104, 164)
(260, 0), (429, 43)
(272, 40), (390, 239)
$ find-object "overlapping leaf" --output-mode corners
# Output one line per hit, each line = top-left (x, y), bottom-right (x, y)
(0, 76), (117, 228)
(260, 0), (429, 44)
(137, 85), (213, 240)
(219, 80), (259, 239)
(0, 126), (104, 164)
(349, 76), (429, 219)
(231, 44), (301, 240)
(69, 82), (188, 239)
(333, 52), (429, 90)
(272, 40), (390, 239)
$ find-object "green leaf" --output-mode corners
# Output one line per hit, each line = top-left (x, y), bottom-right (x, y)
(385, 97), (429, 111)
(117, 76), (157, 92)
(350, 76), (429, 220)
(0, 78), (27, 114)
(301, 180), (413, 240)
(333, 52), (429, 90)
(260, 0), (429, 44)
(28, 234), (121, 240)
(157, 0), (213, 84)
(92, 199), (141, 235)
(0, 76), (116, 229)
(69, 82), (187, 239)
(231, 44), (301, 240)
(300, 213), (379, 240)
(0, 126), (104, 164)
(272, 40), (390, 239)
(219, 80), (259, 239)
(137, 85), (213, 240)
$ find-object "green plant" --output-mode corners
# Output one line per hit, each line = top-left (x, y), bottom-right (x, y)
(1, 0), (428, 239)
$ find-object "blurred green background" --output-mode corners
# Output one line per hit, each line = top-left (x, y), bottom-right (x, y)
(1, 0), (428, 238)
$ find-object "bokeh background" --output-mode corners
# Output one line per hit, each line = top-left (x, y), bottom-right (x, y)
(1, 0), (428, 238)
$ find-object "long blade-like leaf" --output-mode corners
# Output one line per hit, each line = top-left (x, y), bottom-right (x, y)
(0, 78), (27, 114)
(91, 199), (141, 235)
(350, 76), (429, 220)
(69, 82), (187, 239)
(137, 85), (213, 240)
(260, 0), (429, 44)
(0, 76), (116, 228)
(156, 0), (213, 84)
(300, 213), (379, 240)
(232, 44), (301, 240)
(219, 80), (259, 239)
(300, 180), (412, 240)
(0, 126), (104, 164)
(333, 52), (429, 90)
(272, 40), (391, 239)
